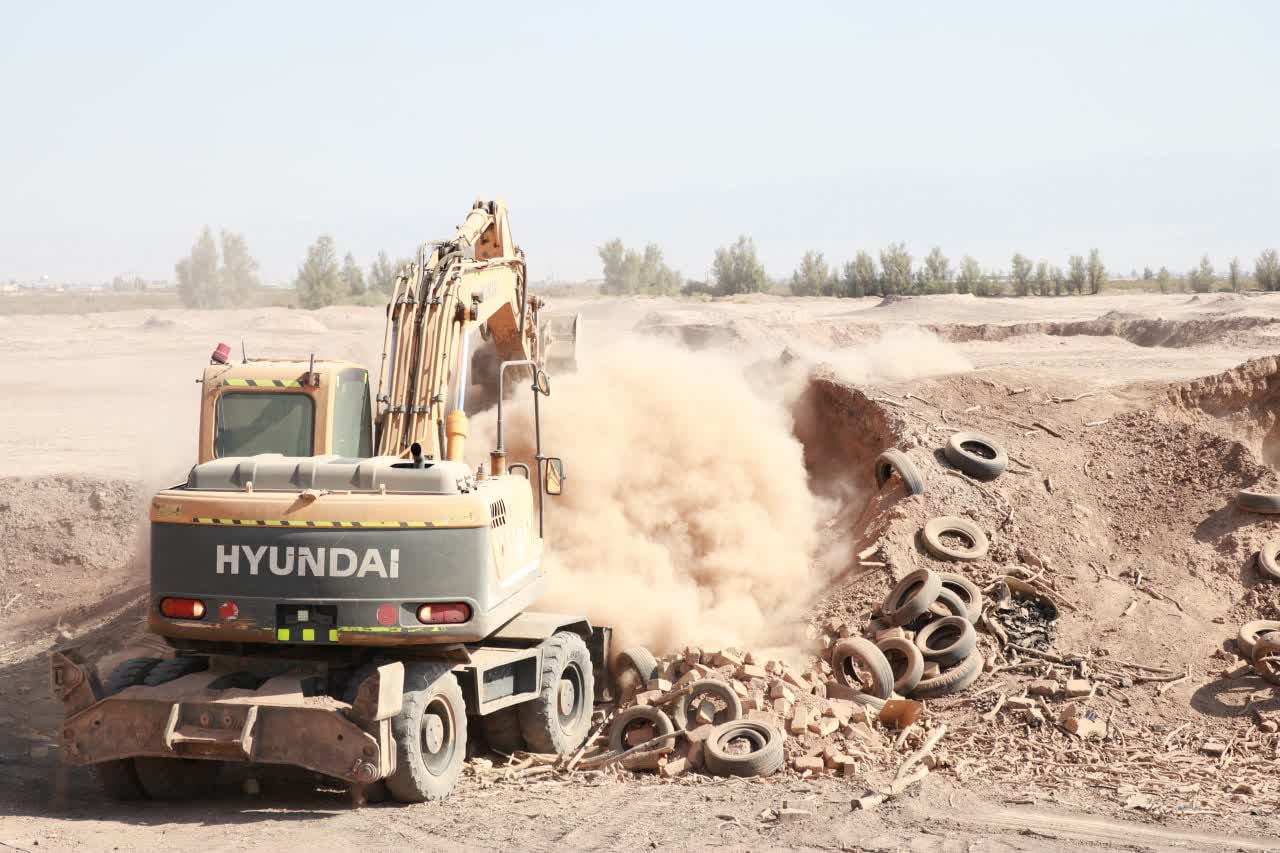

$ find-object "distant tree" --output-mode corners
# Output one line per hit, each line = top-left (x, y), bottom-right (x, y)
(839, 249), (880, 295)
(1156, 266), (1172, 293)
(1050, 266), (1066, 296)
(639, 244), (681, 295)
(174, 227), (260, 308)
(1228, 257), (1243, 293)
(712, 236), (767, 295)
(219, 231), (259, 305)
(1188, 254), (1215, 293)
(879, 242), (913, 295)
(956, 256), (982, 295)
(175, 227), (222, 308)
(295, 235), (346, 309)
(340, 252), (365, 297)
(1256, 249), (1280, 292)
(789, 250), (832, 296)
(1142, 266), (1155, 281)
(599, 239), (681, 295)
(598, 239), (629, 294)
(1010, 253), (1034, 297)
(368, 250), (401, 294)
(975, 269), (1005, 298)
(922, 247), (952, 293)
(1086, 249), (1107, 295)
(1033, 261), (1050, 297)
(1067, 255), (1087, 295)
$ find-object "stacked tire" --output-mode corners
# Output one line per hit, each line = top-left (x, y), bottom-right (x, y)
(868, 567), (985, 700)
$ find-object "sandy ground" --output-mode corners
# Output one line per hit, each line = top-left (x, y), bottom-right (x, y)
(3, 291), (1280, 851)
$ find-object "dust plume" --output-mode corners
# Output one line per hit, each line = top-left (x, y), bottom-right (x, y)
(473, 338), (818, 654)
(470, 326), (971, 655)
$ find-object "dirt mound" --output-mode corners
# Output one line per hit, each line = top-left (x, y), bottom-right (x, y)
(0, 476), (146, 636)
(1160, 355), (1280, 467)
(928, 315), (1274, 348)
(876, 294), (912, 307)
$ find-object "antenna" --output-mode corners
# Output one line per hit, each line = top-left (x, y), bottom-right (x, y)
(241, 340), (248, 363)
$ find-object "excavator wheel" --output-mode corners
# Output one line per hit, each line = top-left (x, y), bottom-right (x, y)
(518, 631), (594, 754)
(386, 661), (468, 802)
(134, 656), (220, 801)
(96, 657), (163, 800)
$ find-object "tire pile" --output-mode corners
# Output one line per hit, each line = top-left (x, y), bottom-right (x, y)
(594, 432), (1011, 779)
(606, 641), (915, 779)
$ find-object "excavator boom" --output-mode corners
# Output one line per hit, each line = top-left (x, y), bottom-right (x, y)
(375, 199), (542, 460)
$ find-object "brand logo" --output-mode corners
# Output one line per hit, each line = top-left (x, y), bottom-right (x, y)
(216, 545), (400, 579)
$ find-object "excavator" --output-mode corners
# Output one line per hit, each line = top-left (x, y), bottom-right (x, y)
(49, 199), (602, 803)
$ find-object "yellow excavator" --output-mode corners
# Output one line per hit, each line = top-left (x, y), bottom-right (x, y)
(50, 199), (600, 803)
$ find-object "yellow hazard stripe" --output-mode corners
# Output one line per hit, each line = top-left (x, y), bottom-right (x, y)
(193, 517), (434, 528)
(223, 378), (304, 387)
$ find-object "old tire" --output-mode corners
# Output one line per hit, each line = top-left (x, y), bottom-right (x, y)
(876, 637), (924, 694)
(921, 516), (990, 562)
(944, 432), (1008, 480)
(938, 572), (983, 624)
(925, 587), (970, 622)
(608, 705), (675, 754)
(874, 449), (924, 496)
(478, 706), (525, 755)
(1252, 637), (1280, 686)
(831, 637), (894, 700)
(703, 720), (784, 778)
(911, 651), (984, 699)
(96, 657), (163, 800)
(518, 631), (594, 755)
(1237, 620), (1280, 658)
(1237, 489), (1280, 514)
(914, 616), (977, 666)
(386, 661), (467, 803)
(671, 679), (743, 730)
(1257, 542), (1280, 582)
(882, 568), (942, 627)
(614, 646), (659, 700)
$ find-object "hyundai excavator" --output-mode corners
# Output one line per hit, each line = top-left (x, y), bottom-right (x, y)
(49, 199), (601, 803)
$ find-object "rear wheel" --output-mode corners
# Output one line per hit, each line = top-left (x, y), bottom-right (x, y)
(386, 662), (468, 802)
(518, 631), (594, 754)
(96, 657), (162, 800)
(134, 656), (218, 800)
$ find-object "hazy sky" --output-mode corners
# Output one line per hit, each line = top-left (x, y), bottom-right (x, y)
(2, 1), (1277, 284)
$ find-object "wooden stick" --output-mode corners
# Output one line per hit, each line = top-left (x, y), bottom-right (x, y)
(895, 724), (946, 781)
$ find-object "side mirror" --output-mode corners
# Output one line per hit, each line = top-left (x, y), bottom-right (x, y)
(535, 369), (551, 397)
(543, 457), (564, 496)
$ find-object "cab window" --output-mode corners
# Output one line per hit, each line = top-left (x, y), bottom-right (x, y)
(332, 368), (373, 458)
(214, 392), (314, 458)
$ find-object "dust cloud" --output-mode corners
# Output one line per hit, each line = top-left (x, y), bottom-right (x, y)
(471, 327), (970, 655)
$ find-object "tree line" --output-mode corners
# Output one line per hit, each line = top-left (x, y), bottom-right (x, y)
(173, 227), (409, 309)
(599, 236), (1280, 298)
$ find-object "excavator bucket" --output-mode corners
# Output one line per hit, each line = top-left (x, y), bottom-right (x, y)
(539, 312), (581, 375)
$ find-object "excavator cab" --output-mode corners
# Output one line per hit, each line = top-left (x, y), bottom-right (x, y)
(197, 357), (373, 464)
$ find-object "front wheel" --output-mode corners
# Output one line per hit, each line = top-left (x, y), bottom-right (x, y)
(385, 662), (468, 803)
(518, 631), (594, 754)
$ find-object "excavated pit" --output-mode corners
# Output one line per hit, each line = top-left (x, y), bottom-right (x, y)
(927, 314), (1275, 348)
(1160, 355), (1280, 469)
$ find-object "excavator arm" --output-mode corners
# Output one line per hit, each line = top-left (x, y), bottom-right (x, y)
(374, 199), (545, 461)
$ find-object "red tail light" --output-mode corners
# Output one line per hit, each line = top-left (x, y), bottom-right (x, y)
(417, 603), (470, 625)
(160, 598), (206, 620)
